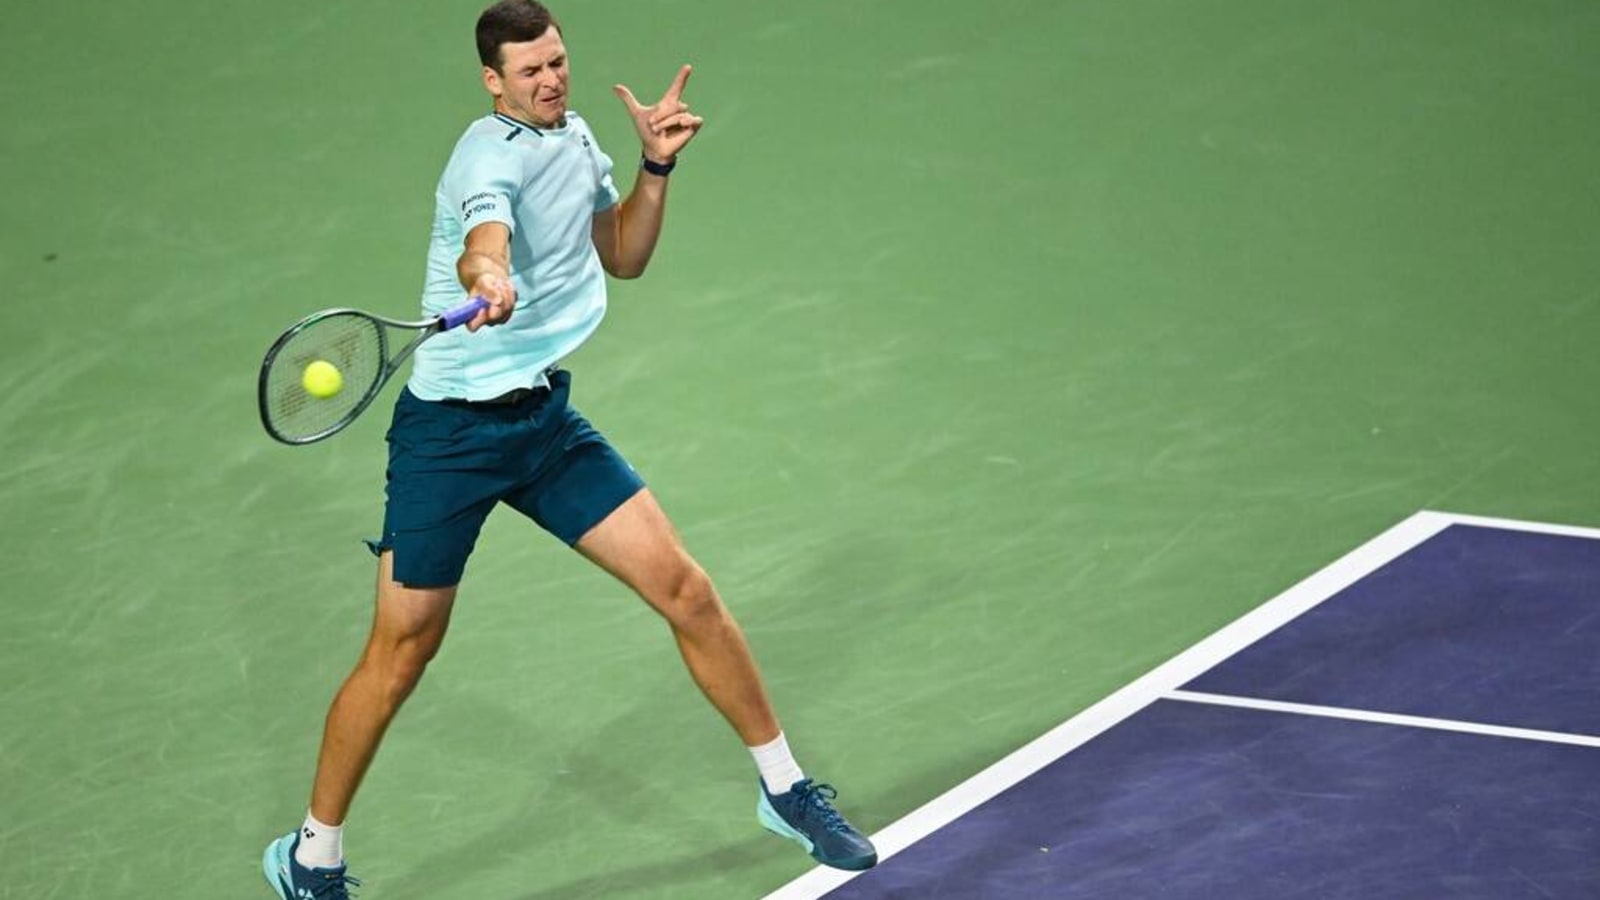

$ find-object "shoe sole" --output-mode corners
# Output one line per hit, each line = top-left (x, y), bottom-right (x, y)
(757, 792), (878, 871)
(262, 834), (294, 900)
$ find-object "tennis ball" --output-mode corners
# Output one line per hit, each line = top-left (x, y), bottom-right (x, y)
(302, 360), (344, 399)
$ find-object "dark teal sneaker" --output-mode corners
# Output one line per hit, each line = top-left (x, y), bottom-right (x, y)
(262, 831), (361, 899)
(758, 778), (878, 871)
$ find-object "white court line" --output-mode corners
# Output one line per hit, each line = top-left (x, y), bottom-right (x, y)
(1165, 689), (1600, 749)
(761, 510), (1600, 899)
(1418, 511), (1600, 541)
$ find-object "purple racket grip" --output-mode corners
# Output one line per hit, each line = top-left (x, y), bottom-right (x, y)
(440, 296), (491, 330)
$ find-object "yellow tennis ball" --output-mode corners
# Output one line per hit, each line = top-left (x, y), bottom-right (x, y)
(302, 360), (344, 399)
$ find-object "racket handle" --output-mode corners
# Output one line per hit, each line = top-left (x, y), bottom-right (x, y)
(440, 296), (491, 330)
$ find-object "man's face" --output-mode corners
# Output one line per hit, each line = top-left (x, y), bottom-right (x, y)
(484, 26), (569, 127)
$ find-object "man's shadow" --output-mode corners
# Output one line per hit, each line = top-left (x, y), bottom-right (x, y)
(513, 834), (776, 900)
(386, 689), (783, 899)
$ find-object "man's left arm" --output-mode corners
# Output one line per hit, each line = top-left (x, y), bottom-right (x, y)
(592, 64), (703, 280)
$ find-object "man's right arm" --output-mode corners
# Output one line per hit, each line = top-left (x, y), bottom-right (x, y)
(455, 222), (516, 332)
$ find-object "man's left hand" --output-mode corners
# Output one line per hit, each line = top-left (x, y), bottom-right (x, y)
(613, 65), (704, 166)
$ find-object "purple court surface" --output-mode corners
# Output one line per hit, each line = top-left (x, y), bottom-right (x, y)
(765, 511), (1600, 900)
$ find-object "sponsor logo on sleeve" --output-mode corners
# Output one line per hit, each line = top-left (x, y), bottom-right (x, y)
(461, 192), (498, 223)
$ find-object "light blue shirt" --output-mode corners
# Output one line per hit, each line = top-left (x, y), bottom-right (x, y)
(408, 110), (620, 401)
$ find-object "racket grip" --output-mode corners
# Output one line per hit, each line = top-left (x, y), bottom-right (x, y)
(440, 296), (492, 330)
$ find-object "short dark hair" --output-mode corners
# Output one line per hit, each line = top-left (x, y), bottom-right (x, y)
(476, 1), (561, 71)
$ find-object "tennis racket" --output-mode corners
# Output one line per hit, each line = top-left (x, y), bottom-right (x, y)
(257, 296), (489, 445)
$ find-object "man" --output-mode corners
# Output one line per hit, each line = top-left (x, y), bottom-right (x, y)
(262, 3), (876, 897)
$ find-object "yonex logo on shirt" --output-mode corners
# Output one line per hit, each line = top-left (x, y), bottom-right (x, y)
(462, 192), (497, 223)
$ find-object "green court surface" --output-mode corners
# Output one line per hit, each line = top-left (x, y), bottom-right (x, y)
(2, 1), (1597, 897)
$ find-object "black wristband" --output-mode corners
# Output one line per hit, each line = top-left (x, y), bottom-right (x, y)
(641, 156), (676, 177)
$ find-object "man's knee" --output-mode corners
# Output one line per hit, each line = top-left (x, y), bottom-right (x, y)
(367, 575), (455, 703)
(655, 560), (724, 630)
(364, 637), (441, 705)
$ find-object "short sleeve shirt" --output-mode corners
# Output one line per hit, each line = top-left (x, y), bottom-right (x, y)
(408, 110), (620, 401)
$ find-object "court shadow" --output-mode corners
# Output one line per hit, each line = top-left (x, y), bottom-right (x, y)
(510, 834), (774, 900)
(386, 700), (782, 898)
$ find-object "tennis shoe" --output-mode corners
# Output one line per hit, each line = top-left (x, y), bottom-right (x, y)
(262, 831), (361, 899)
(758, 778), (878, 871)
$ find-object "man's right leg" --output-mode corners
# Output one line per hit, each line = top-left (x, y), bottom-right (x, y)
(264, 552), (456, 900)
(310, 550), (458, 825)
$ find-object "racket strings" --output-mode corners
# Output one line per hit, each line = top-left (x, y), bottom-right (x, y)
(263, 313), (385, 442)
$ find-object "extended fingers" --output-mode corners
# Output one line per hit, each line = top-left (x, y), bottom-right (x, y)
(613, 83), (643, 113)
(664, 64), (692, 102)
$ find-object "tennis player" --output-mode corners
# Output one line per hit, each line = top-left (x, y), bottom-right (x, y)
(262, 2), (875, 897)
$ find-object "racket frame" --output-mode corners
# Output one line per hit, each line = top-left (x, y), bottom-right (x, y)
(257, 297), (488, 446)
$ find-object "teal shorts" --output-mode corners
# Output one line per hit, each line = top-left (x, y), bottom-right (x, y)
(367, 369), (644, 588)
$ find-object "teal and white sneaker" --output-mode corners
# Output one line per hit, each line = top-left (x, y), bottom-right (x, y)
(262, 831), (361, 899)
(758, 778), (878, 871)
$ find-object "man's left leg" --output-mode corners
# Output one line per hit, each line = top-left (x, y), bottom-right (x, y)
(575, 488), (877, 870)
(575, 488), (775, 745)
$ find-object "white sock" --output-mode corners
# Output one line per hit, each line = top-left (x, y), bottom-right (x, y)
(750, 732), (806, 795)
(294, 812), (344, 869)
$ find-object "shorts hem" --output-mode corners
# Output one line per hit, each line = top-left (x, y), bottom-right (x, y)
(559, 482), (647, 547)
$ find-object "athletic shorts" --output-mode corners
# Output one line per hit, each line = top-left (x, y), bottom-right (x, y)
(365, 369), (645, 587)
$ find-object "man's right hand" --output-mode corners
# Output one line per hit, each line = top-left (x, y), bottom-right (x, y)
(465, 272), (516, 332)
